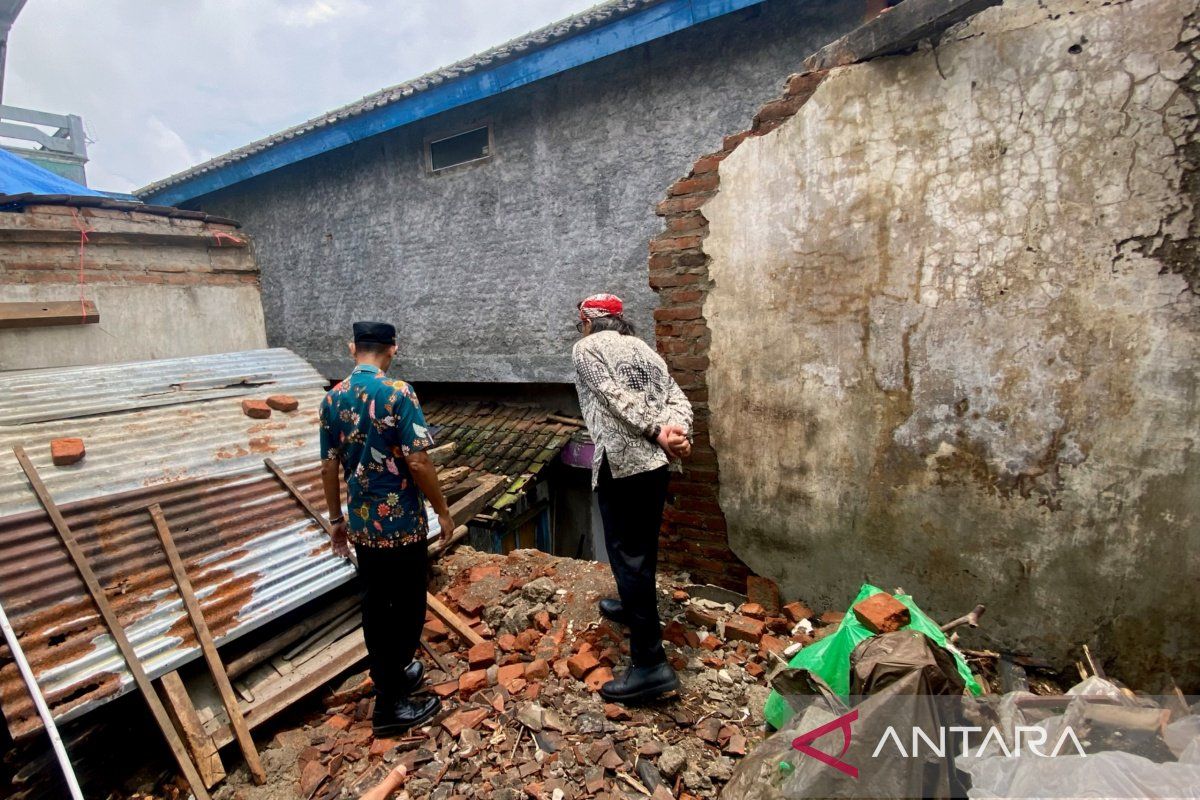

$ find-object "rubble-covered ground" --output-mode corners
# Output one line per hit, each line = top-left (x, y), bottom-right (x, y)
(196, 546), (833, 800)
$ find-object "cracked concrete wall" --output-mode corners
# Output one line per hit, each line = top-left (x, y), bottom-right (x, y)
(701, 0), (1200, 685)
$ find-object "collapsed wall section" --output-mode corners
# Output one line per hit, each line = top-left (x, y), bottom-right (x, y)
(650, 0), (1200, 686)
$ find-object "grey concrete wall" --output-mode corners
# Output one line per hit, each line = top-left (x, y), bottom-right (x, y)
(701, 0), (1200, 686)
(185, 0), (867, 382)
(0, 283), (267, 370)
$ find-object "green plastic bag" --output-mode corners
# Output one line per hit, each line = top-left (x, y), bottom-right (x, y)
(763, 584), (982, 730)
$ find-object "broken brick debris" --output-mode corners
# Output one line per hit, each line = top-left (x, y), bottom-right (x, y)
(266, 394), (300, 412)
(137, 548), (861, 800)
(50, 437), (85, 466)
(240, 398), (272, 419)
(853, 592), (911, 634)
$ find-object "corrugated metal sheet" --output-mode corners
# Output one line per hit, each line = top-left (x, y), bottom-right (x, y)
(0, 349), (353, 738)
(0, 347), (321, 427)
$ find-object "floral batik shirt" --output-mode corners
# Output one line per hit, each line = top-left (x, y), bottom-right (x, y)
(319, 364), (435, 548)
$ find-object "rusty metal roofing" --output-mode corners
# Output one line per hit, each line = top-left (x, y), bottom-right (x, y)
(0, 349), (353, 738)
(423, 400), (581, 514)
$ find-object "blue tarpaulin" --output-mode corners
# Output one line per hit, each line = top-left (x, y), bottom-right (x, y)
(0, 147), (103, 197)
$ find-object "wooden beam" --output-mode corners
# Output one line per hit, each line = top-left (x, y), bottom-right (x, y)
(11, 446), (212, 800)
(148, 504), (266, 785)
(158, 671), (226, 789)
(425, 593), (484, 647)
(208, 630), (367, 749)
(0, 300), (98, 329)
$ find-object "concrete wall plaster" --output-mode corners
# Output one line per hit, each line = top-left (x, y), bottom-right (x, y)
(700, 0), (1200, 684)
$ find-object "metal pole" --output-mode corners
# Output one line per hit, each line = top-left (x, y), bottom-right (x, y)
(0, 597), (85, 800)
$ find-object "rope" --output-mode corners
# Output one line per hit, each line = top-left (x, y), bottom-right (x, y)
(68, 208), (93, 321)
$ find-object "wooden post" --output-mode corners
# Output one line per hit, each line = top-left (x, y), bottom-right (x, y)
(12, 446), (213, 800)
(148, 504), (266, 785)
(158, 671), (226, 788)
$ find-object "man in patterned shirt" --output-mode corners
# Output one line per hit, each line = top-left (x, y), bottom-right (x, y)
(320, 321), (453, 734)
(573, 294), (693, 704)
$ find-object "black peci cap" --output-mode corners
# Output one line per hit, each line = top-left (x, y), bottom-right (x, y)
(352, 321), (396, 345)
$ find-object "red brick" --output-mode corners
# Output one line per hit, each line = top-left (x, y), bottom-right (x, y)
(496, 633), (517, 652)
(655, 194), (713, 216)
(498, 663), (525, 686)
(668, 174), (719, 196)
(738, 602), (766, 620)
(722, 131), (750, 152)
(745, 661), (765, 678)
(326, 714), (352, 731)
(723, 615), (765, 644)
(785, 71), (827, 99)
(514, 629), (540, 652)
(759, 634), (787, 656)
(649, 235), (703, 253)
(524, 658), (550, 680)
(782, 602), (815, 624)
(369, 737), (398, 757)
(649, 271), (705, 289)
(662, 620), (689, 647)
(685, 605), (720, 629)
(652, 302), (703, 319)
(853, 593), (910, 634)
(567, 652), (600, 680)
(746, 576), (782, 615)
(458, 669), (488, 697)
(672, 589), (690, 602)
(266, 394), (299, 412)
(468, 641), (496, 668)
(691, 153), (725, 175)
(585, 667), (614, 692)
(241, 399), (271, 419)
(441, 707), (489, 737)
(432, 680), (458, 697)
(50, 438), (85, 466)
(532, 610), (551, 631)
(468, 563), (502, 581)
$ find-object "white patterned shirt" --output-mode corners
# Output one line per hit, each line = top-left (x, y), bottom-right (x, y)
(572, 331), (693, 487)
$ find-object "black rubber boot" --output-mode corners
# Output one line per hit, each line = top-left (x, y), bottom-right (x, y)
(397, 659), (425, 695)
(598, 598), (628, 625)
(372, 695), (440, 737)
(599, 662), (680, 704)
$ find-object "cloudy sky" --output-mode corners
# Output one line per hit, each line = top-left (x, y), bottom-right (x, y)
(4, 0), (598, 192)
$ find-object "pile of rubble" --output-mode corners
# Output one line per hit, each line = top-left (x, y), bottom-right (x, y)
(206, 547), (841, 800)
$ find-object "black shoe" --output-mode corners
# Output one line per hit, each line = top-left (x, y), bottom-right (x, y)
(599, 598), (628, 625)
(397, 659), (425, 695)
(372, 695), (440, 737)
(599, 662), (680, 704)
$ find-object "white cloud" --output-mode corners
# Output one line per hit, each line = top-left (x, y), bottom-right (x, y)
(3, 0), (598, 193)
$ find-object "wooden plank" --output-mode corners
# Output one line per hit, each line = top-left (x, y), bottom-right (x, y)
(11, 446), (213, 800)
(207, 630), (368, 749)
(149, 505), (266, 785)
(224, 595), (361, 680)
(158, 671), (226, 789)
(425, 593), (484, 647)
(0, 300), (98, 329)
(264, 457), (337, 537)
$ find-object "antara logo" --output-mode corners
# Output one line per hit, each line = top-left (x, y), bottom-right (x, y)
(791, 709), (859, 778)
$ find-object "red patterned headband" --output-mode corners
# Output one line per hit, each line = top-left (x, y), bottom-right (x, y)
(579, 293), (624, 321)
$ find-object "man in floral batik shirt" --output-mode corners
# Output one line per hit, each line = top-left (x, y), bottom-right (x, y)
(319, 321), (452, 735)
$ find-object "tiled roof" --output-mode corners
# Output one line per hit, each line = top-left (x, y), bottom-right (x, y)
(135, 0), (667, 198)
(423, 400), (583, 514)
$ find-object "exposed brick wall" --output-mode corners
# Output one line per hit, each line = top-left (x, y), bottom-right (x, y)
(650, 71), (830, 589)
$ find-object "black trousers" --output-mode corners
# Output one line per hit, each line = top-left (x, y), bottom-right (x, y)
(596, 457), (671, 667)
(354, 540), (428, 701)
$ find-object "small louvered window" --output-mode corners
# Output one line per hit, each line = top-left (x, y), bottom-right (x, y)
(427, 125), (491, 172)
